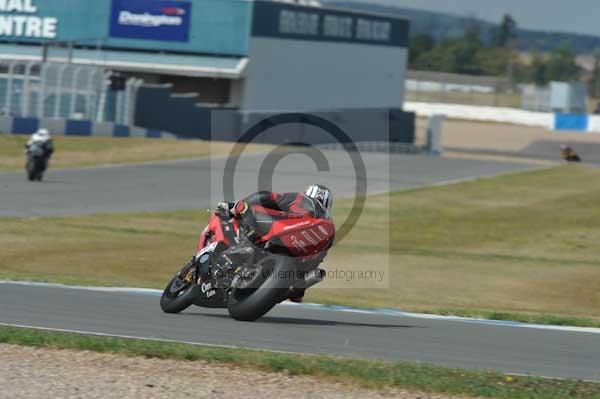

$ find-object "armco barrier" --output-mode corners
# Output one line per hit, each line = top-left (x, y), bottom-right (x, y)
(0, 117), (177, 139)
(588, 115), (600, 133)
(553, 114), (589, 132)
(65, 120), (92, 136)
(405, 101), (554, 128)
(553, 113), (600, 133)
(2, 111), (417, 145)
(12, 117), (39, 134)
(405, 101), (600, 133)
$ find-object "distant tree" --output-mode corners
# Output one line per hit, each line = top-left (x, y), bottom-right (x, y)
(590, 48), (600, 98)
(409, 12), (533, 78)
(545, 45), (581, 82)
(476, 47), (510, 76)
(529, 52), (548, 85)
(495, 14), (517, 47)
(463, 15), (482, 46)
(451, 39), (483, 74)
(409, 33), (434, 64)
(413, 38), (482, 75)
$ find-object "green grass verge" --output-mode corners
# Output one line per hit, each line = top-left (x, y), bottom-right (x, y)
(1, 326), (599, 399)
(0, 134), (271, 170)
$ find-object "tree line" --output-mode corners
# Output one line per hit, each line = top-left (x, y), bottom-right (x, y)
(409, 15), (584, 87)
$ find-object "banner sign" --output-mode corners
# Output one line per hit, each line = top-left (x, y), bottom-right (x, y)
(110, 0), (191, 42)
(0, 0), (58, 39)
(251, 0), (409, 48)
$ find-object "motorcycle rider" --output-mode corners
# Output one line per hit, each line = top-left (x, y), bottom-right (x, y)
(25, 128), (54, 172)
(217, 184), (333, 302)
(560, 144), (581, 163)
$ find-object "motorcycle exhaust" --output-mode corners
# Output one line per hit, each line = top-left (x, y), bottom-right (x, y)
(285, 269), (325, 302)
(302, 268), (326, 288)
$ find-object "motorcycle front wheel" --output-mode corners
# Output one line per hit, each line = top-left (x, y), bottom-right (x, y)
(160, 264), (201, 314)
(26, 159), (36, 181)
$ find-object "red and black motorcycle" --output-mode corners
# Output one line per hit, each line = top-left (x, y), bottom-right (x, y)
(160, 202), (335, 321)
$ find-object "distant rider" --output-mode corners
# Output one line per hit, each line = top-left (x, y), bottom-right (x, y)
(217, 184), (334, 302)
(560, 145), (581, 163)
(25, 128), (54, 169)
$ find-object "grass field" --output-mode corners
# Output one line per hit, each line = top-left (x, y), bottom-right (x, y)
(405, 90), (521, 108)
(0, 135), (271, 171)
(1, 165), (600, 325)
(2, 326), (599, 399)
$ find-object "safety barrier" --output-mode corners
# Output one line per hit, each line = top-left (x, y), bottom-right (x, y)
(2, 110), (418, 148)
(404, 101), (553, 128)
(0, 116), (176, 139)
(405, 101), (600, 134)
(554, 113), (600, 133)
(317, 141), (422, 154)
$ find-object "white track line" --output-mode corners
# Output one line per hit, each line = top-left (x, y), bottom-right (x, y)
(2, 280), (600, 334)
(0, 322), (304, 357)
(3, 322), (596, 383)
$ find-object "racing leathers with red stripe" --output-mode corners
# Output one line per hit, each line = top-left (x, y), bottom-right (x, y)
(231, 191), (330, 302)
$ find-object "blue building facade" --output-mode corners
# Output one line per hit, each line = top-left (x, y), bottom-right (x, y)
(0, 0), (413, 138)
(0, 0), (253, 56)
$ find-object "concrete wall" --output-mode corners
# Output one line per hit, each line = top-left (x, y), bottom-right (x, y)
(240, 38), (407, 109)
(212, 109), (414, 144)
(240, 1), (410, 110)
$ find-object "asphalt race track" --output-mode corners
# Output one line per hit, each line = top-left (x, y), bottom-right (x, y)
(0, 151), (541, 217)
(1, 283), (599, 381)
(4, 152), (590, 381)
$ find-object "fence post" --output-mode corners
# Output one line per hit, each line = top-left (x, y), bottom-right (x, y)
(54, 63), (68, 117)
(96, 71), (110, 122)
(125, 78), (141, 126)
(70, 66), (84, 118)
(38, 64), (45, 118)
(426, 114), (444, 155)
(5, 61), (14, 115)
(86, 68), (100, 120)
(20, 62), (34, 116)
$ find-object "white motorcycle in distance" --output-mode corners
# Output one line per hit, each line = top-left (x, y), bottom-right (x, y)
(25, 129), (54, 182)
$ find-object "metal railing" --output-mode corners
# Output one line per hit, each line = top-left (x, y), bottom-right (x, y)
(405, 70), (520, 108)
(0, 59), (141, 124)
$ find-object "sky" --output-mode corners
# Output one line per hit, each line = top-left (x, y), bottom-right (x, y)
(343, 0), (600, 37)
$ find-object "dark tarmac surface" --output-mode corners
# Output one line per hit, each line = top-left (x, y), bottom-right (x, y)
(0, 283), (599, 381)
(0, 151), (540, 217)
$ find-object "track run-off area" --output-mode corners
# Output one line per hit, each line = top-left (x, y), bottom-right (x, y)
(4, 152), (596, 381)
(1, 282), (599, 381)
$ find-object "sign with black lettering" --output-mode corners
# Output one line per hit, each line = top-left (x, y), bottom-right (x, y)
(251, 0), (409, 48)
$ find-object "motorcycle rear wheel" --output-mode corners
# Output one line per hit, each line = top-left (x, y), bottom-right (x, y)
(227, 256), (294, 322)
